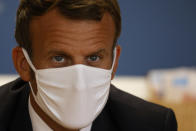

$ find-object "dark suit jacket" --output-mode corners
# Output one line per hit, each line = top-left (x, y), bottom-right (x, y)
(0, 78), (177, 131)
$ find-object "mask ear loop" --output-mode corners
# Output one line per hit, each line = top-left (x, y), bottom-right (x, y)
(22, 48), (37, 72)
(22, 48), (38, 97)
(110, 47), (117, 72)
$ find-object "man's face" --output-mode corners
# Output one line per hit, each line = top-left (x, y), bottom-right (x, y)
(13, 9), (121, 87)
(30, 9), (116, 70)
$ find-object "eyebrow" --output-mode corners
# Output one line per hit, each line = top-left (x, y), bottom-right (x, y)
(46, 48), (107, 57)
(47, 50), (72, 58)
(87, 49), (106, 56)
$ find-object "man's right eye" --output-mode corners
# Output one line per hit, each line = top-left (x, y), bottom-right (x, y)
(52, 56), (65, 63)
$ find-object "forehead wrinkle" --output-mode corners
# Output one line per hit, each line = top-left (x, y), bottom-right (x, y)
(44, 26), (111, 44)
(41, 15), (114, 41)
(45, 41), (107, 57)
(46, 37), (107, 51)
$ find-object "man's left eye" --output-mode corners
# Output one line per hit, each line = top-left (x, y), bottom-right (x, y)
(87, 55), (100, 62)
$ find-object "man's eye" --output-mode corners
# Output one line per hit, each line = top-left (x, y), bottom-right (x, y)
(87, 55), (100, 62)
(52, 56), (65, 63)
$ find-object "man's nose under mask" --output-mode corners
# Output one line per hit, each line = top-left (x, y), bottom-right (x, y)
(22, 48), (116, 129)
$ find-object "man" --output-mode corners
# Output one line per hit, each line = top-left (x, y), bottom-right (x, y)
(0, 0), (177, 131)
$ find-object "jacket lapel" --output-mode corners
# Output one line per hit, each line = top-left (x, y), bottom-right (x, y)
(91, 94), (119, 131)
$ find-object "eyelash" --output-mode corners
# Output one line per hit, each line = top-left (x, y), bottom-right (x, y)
(87, 55), (103, 62)
(52, 56), (65, 63)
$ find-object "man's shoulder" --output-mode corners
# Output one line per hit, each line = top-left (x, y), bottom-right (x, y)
(108, 85), (177, 131)
(109, 84), (168, 113)
(0, 78), (28, 100)
(0, 78), (30, 130)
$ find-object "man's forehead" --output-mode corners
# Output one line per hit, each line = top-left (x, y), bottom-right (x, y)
(29, 9), (115, 45)
(29, 8), (115, 56)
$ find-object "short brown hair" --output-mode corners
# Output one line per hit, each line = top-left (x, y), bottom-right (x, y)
(15, 0), (121, 56)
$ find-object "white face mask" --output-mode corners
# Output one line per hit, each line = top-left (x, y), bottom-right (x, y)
(22, 48), (116, 129)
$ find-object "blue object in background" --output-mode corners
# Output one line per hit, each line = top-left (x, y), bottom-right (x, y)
(0, 0), (196, 75)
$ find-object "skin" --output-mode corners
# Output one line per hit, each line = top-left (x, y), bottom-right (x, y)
(12, 9), (121, 131)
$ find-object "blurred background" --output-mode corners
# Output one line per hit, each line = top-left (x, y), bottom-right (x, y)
(0, 0), (196, 130)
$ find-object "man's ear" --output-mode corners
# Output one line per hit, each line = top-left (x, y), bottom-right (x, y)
(12, 46), (31, 81)
(111, 45), (121, 80)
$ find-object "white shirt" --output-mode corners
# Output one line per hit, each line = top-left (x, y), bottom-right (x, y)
(28, 97), (92, 131)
